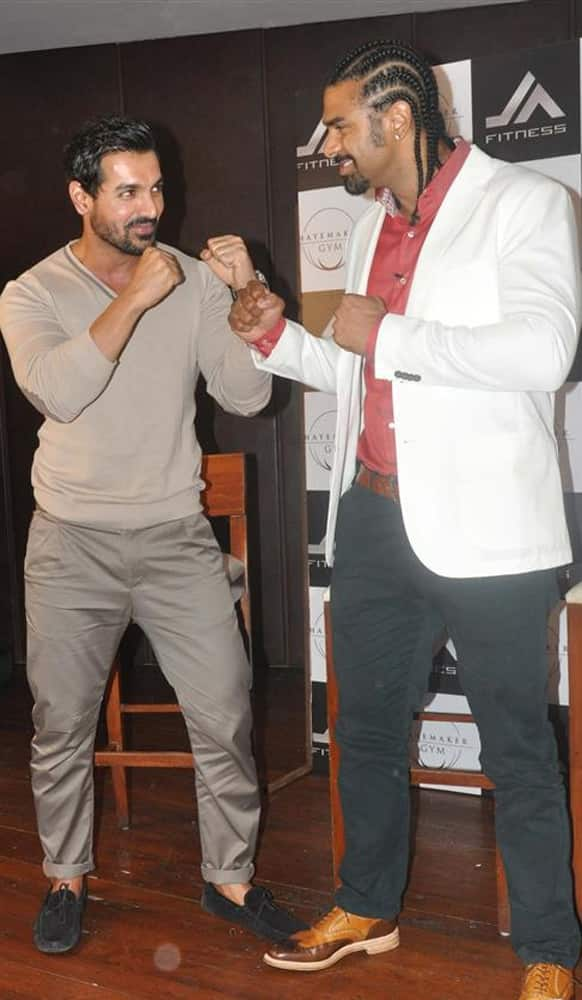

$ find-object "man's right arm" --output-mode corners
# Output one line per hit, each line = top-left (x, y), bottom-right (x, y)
(0, 247), (183, 423)
(88, 246), (184, 362)
(0, 275), (117, 422)
(229, 281), (341, 394)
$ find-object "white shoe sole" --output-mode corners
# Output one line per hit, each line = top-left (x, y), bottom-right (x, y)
(263, 926), (400, 972)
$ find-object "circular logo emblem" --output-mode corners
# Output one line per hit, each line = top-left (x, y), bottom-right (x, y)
(306, 409), (336, 472)
(301, 208), (353, 271)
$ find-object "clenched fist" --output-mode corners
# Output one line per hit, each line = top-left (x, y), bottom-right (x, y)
(332, 294), (386, 355)
(229, 281), (285, 344)
(127, 246), (185, 311)
(201, 235), (255, 290)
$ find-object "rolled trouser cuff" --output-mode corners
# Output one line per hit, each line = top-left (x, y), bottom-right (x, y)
(42, 858), (94, 879)
(201, 862), (255, 885)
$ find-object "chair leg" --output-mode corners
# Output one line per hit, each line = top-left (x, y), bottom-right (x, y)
(105, 658), (130, 829)
(570, 766), (582, 922)
(495, 844), (511, 936)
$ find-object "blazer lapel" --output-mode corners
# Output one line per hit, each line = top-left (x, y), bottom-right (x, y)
(406, 145), (497, 315)
(337, 150), (495, 427)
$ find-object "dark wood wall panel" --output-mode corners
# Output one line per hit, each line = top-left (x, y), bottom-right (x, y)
(120, 32), (269, 259)
(415, 0), (573, 62)
(0, 46), (121, 283)
(0, 45), (121, 659)
(119, 32), (288, 667)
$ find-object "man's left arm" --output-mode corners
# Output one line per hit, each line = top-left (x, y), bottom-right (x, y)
(373, 179), (580, 392)
(197, 265), (272, 416)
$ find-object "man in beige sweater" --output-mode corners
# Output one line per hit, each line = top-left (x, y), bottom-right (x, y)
(0, 114), (305, 954)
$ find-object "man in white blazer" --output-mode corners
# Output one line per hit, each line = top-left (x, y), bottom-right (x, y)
(221, 39), (581, 1000)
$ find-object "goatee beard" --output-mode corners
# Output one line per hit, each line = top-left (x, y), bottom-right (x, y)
(343, 173), (371, 196)
(92, 218), (158, 256)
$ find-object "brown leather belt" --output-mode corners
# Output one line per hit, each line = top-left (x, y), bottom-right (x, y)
(355, 465), (400, 503)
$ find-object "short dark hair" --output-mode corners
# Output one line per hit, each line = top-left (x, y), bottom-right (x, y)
(328, 40), (454, 214)
(64, 114), (158, 196)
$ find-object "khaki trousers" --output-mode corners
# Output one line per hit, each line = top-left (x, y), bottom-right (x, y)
(25, 509), (259, 883)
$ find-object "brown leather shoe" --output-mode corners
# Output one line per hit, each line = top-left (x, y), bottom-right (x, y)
(263, 905), (399, 972)
(518, 963), (574, 999)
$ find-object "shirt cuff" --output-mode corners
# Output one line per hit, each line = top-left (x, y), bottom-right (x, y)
(252, 317), (286, 357)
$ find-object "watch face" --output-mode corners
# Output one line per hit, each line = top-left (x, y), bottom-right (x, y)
(254, 269), (269, 288)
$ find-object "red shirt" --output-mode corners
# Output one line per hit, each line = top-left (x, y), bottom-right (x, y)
(359, 139), (470, 474)
(256, 140), (471, 475)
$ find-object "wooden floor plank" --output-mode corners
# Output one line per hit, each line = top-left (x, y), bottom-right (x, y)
(0, 676), (574, 999)
(0, 958), (141, 1000)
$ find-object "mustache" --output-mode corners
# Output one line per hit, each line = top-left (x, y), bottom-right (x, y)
(126, 216), (158, 229)
(334, 154), (358, 169)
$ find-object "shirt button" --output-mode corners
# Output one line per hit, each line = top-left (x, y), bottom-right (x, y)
(388, 422), (395, 429)
(399, 275), (407, 285)
(407, 231), (415, 238)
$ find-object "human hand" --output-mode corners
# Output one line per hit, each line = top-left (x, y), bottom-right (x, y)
(201, 235), (256, 290)
(228, 280), (285, 343)
(332, 294), (386, 355)
(125, 246), (184, 311)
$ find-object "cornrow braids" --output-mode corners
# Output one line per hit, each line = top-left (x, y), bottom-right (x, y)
(329, 40), (455, 220)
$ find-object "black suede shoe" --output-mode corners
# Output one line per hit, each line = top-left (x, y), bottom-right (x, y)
(201, 883), (308, 943)
(33, 882), (87, 954)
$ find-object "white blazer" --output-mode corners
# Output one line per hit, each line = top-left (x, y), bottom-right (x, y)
(256, 145), (581, 577)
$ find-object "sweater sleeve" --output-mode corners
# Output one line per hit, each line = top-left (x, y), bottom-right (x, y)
(196, 266), (272, 416)
(0, 273), (116, 422)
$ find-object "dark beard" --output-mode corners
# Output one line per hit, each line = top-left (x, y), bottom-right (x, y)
(342, 115), (383, 196)
(343, 173), (371, 196)
(92, 216), (158, 256)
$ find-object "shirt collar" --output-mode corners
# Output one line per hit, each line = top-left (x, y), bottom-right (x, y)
(375, 137), (471, 222)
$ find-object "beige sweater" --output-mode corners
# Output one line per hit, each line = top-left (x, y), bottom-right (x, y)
(0, 243), (272, 528)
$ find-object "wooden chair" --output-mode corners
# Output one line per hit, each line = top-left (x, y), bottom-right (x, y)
(94, 452), (250, 829)
(323, 599), (511, 937)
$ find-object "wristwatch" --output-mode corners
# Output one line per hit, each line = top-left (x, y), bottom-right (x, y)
(230, 269), (269, 301)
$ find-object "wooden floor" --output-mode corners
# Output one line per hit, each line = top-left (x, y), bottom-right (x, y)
(0, 674), (558, 1000)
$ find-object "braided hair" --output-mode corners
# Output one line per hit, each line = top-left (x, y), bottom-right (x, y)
(329, 40), (455, 219)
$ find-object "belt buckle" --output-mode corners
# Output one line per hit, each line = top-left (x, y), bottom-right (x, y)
(357, 465), (399, 503)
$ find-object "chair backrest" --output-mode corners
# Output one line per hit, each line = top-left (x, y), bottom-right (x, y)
(200, 452), (250, 636)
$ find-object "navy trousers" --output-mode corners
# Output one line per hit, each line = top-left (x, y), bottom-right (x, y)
(331, 482), (580, 967)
